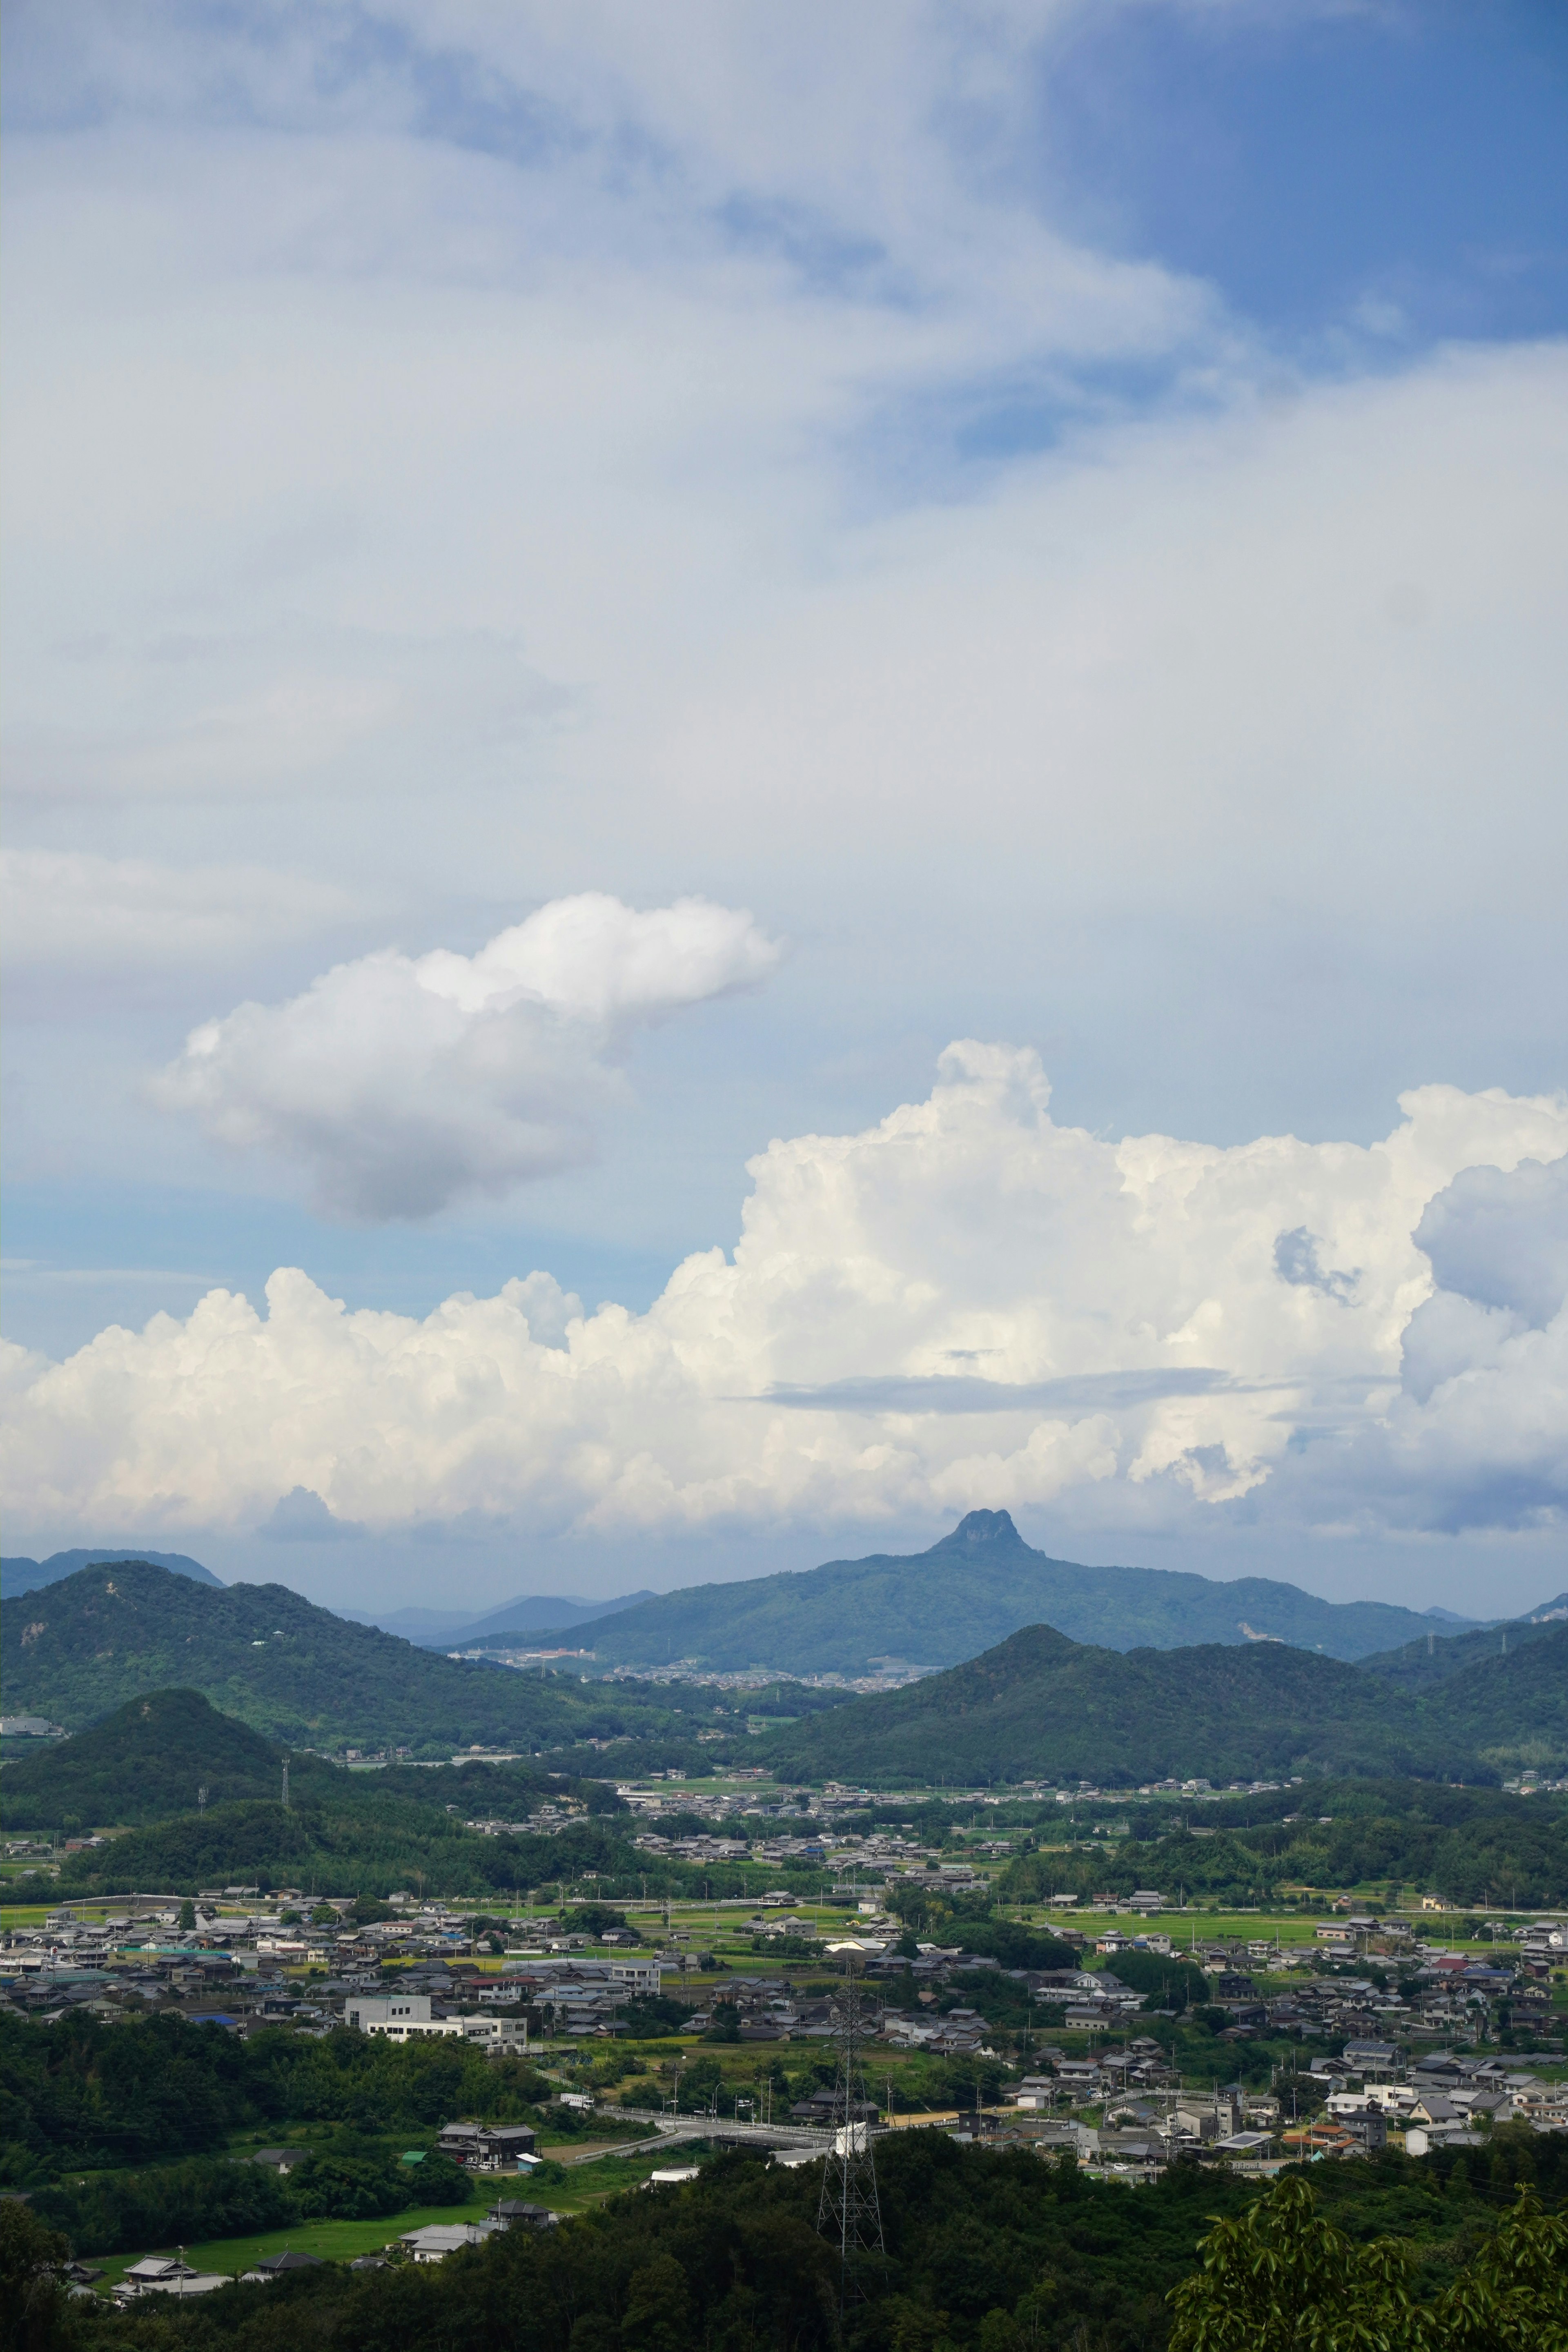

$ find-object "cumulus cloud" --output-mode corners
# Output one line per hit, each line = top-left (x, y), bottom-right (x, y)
(7, 1045), (1566, 1544)
(147, 893), (780, 1219)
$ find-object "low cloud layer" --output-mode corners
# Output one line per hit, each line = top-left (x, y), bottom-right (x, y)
(7, 1047), (1565, 1549)
(149, 894), (781, 1218)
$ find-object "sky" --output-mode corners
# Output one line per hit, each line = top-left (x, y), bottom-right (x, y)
(3, 0), (1566, 1619)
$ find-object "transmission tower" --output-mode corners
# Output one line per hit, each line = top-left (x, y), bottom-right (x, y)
(816, 1944), (885, 2314)
(281, 1760), (290, 1813)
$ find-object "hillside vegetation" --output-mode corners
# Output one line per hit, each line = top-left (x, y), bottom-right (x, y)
(1359, 1604), (1568, 1690)
(0, 1687), (696, 1899)
(518, 1509), (1479, 1675)
(1, 1548), (223, 1600)
(996, 1778), (1568, 1909)
(0, 1560), (839, 1757)
(761, 1618), (1559, 1787)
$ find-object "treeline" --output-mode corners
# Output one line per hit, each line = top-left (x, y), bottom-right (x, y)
(996, 1780), (1568, 1909)
(0, 2012), (556, 2187)
(31, 2146), (474, 2258)
(14, 2127), (1568, 2352)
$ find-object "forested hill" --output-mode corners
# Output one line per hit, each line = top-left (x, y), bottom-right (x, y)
(1358, 1604), (1568, 1690)
(1, 1548), (223, 1601)
(507, 1509), (1477, 1675)
(761, 1620), (1532, 1788)
(1, 1689), (288, 1826)
(0, 1560), (790, 1756)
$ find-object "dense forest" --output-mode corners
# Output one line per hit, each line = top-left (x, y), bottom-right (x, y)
(763, 1625), (1533, 1788)
(0, 1562), (842, 1760)
(995, 1778), (1568, 1911)
(0, 2009), (566, 2186)
(9, 2123), (1565, 2351)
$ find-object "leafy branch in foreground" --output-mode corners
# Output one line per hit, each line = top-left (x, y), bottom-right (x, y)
(1168, 2171), (1568, 2352)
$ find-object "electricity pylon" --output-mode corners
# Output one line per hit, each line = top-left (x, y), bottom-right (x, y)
(816, 1942), (885, 2315)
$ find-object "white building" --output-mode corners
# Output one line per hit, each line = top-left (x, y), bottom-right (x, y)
(343, 1992), (465, 2040)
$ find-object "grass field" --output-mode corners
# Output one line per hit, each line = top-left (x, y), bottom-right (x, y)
(77, 2147), (706, 2294)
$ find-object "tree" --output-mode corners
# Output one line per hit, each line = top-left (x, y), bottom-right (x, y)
(1169, 2173), (1568, 2352)
(177, 1898), (196, 1931)
(1169, 2171), (1419, 2349)
(1421, 2187), (1568, 2350)
(620, 2251), (693, 2352)
(0, 2201), (75, 2352)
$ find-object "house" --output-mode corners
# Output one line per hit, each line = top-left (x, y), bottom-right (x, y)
(241, 2251), (323, 2280)
(250, 2148), (308, 2173)
(115, 2259), (230, 2300)
(1213, 2130), (1276, 2161)
(488, 2200), (560, 2230)
(398, 2223), (495, 2263)
(343, 1993), (465, 2041)
(436, 2120), (539, 2169)
(458, 2016), (530, 2056)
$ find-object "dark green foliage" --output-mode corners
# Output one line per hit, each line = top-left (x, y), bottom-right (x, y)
(31, 2159), (295, 2256)
(998, 1779), (1568, 1909)
(50, 1797), (663, 1903)
(0, 2199), (77, 2352)
(1386, 1624), (1568, 1775)
(545, 1510), (1472, 1678)
(0, 2012), (557, 2188)
(28, 2147), (476, 2256)
(27, 2132), (1568, 2352)
(0, 1564), (734, 1757)
(766, 1623), (1510, 1787)
(1167, 2168), (1568, 2350)
(14, 1704), (706, 1900)
(1102, 1948), (1210, 2010)
(1359, 1609), (1566, 1690)
(1, 1690), (287, 1829)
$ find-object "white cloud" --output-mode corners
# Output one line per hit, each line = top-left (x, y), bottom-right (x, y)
(0, 849), (361, 969)
(7, 1045), (1565, 1543)
(147, 893), (781, 1217)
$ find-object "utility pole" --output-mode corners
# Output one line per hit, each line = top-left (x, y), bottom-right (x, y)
(281, 1761), (289, 1813)
(817, 1946), (885, 2318)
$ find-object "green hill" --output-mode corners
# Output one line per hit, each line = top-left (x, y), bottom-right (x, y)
(1415, 1623), (1568, 1777)
(0, 1685), (703, 1901)
(1358, 1606), (1567, 1692)
(761, 1621), (1501, 1788)
(505, 1510), (1477, 1675)
(0, 1560), (755, 1756)
(0, 1689), (286, 1828)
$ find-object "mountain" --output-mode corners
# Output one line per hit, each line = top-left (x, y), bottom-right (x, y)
(1358, 1608), (1568, 1693)
(0, 1688), (292, 1828)
(1416, 1623), (1568, 1776)
(0, 1548), (224, 1600)
(0, 1560), (735, 1757)
(340, 1590), (658, 1647)
(760, 1620), (1515, 1788)
(510, 1509), (1480, 1675)
(3, 1688), (668, 1900)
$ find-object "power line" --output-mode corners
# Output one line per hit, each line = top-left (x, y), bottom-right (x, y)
(816, 1944), (885, 2316)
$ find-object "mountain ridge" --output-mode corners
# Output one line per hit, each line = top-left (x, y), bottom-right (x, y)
(761, 1615), (1568, 1788)
(485, 1509), (1487, 1672)
(1, 1549), (225, 1600)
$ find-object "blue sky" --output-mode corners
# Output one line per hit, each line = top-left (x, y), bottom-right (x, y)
(3, 1), (1565, 1613)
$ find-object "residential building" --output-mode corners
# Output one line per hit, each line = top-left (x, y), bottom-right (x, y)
(343, 1993), (465, 2040)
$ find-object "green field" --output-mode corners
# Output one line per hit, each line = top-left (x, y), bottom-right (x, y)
(76, 2145), (710, 2295)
